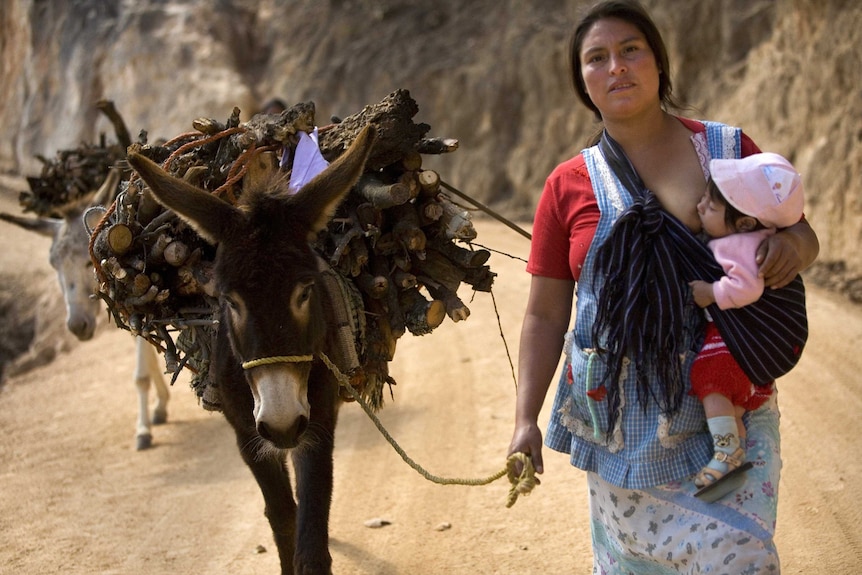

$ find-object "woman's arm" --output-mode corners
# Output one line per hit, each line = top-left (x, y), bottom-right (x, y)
(756, 218), (820, 289)
(508, 275), (575, 474)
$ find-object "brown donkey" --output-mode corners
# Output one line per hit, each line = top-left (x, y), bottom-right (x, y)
(126, 125), (376, 574)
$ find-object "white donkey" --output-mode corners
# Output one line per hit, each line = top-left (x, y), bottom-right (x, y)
(1, 169), (169, 450)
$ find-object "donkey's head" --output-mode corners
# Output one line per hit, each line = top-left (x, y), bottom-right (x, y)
(0, 169), (120, 341)
(127, 125), (376, 448)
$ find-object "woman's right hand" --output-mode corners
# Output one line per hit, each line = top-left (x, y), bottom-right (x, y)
(508, 422), (545, 475)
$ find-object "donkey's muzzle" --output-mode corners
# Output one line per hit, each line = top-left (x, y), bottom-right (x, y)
(246, 361), (312, 449)
(68, 313), (96, 341)
(257, 415), (308, 448)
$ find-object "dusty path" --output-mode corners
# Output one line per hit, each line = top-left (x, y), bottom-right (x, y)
(1, 205), (860, 574)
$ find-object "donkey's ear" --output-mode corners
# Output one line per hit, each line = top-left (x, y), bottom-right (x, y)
(92, 167), (122, 207)
(0, 212), (62, 239)
(295, 124), (376, 239)
(127, 152), (242, 245)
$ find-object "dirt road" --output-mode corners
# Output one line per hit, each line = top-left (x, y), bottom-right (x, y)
(1, 209), (860, 574)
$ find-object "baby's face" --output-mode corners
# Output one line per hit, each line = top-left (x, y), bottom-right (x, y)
(696, 188), (735, 239)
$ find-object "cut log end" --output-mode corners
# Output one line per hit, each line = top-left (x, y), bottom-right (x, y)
(400, 288), (446, 335)
(105, 223), (133, 255)
(163, 241), (190, 267)
(426, 299), (446, 329)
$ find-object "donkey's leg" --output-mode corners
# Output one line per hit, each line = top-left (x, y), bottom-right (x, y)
(133, 336), (156, 450)
(220, 366), (298, 575)
(140, 336), (169, 425)
(291, 434), (334, 575)
(241, 437), (298, 575)
(291, 368), (339, 575)
(133, 336), (169, 450)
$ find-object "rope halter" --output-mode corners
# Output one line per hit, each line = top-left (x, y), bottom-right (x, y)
(241, 355), (314, 370)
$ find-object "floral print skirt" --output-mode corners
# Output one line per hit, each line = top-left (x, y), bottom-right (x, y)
(587, 395), (781, 574)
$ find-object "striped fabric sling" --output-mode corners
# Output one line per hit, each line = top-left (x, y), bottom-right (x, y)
(591, 131), (808, 434)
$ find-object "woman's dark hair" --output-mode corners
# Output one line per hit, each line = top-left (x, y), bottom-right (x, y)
(706, 178), (765, 232)
(569, 0), (682, 119)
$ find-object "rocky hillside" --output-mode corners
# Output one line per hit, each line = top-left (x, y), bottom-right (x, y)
(2, 0), (860, 290)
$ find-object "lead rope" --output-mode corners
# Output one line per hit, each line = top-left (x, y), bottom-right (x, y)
(316, 352), (538, 507)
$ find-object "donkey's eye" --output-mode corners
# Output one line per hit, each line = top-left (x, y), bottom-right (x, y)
(298, 282), (314, 305)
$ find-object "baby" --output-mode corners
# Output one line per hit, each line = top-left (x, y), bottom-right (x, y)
(689, 152), (804, 500)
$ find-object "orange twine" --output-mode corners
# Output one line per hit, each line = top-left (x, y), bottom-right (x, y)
(160, 131), (202, 148)
(213, 143), (281, 201)
(161, 125), (246, 172)
(88, 198), (118, 286)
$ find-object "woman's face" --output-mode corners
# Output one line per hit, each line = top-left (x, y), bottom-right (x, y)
(579, 17), (661, 122)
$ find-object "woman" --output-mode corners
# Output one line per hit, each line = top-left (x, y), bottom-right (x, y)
(507, 0), (818, 572)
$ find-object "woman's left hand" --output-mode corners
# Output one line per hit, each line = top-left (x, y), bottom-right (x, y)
(756, 233), (802, 289)
(756, 219), (820, 289)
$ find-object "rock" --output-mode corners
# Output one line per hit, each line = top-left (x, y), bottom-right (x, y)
(363, 517), (392, 528)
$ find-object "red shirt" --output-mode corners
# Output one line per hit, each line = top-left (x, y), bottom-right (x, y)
(526, 118), (761, 281)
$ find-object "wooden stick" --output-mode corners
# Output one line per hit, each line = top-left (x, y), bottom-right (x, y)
(412, 249), (465, 293)
(431, 240), (490, 268)
(163, 240), (190, 267)
(417, 169), (441, 197)
(357, 272), (389, 299)
(399, 287), (446, 335)
(440, 179), (532, 240)
(356, 173), (412, 209)
(436, 194), (477, 241)
(391, 202), (427, 253)
(417, 137), (459, 154)
(104, 223), (133, 256)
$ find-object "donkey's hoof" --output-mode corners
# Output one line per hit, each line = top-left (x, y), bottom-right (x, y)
(152, 409), (168, 425)
(136, 433), (153, 451)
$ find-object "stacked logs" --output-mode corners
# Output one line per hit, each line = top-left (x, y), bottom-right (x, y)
(90, 89), (495, 409)
(20, 101), (131, 216)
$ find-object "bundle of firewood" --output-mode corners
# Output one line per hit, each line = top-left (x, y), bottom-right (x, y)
(20, 101), (131, 216)
(89, 90), (495, 409)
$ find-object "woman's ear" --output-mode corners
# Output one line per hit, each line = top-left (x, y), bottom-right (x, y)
(736, 216), (758, 233)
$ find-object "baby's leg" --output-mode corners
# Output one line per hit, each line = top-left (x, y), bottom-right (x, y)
(735, 404), (746, 441)
(696, 393), (746, 490)
(702, 392), (735, 419)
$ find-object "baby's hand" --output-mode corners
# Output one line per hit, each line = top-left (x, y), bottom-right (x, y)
(688, 280), (715, 308)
